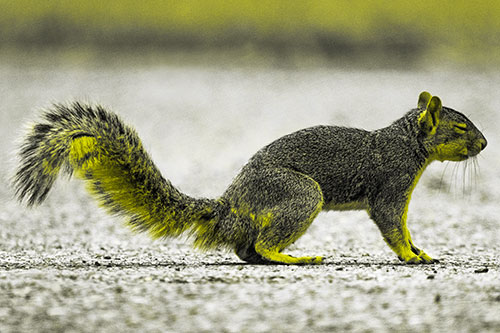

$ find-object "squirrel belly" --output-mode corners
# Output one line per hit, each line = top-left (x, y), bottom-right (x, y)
(13, 92), (487, 265)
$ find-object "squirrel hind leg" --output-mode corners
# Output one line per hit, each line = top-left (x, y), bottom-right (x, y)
(253, 172), (324, 265)
(227, 167), (324, 265)
(253, 207), (324, 265)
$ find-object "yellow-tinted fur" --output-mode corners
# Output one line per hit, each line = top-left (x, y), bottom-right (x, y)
(13, 93), (487, 264)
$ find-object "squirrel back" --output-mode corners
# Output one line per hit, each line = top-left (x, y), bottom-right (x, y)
(13, 92), (487, 265)
(232, 95), (486, 210)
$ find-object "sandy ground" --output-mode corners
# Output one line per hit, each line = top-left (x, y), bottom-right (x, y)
(0, 57), (499, 332)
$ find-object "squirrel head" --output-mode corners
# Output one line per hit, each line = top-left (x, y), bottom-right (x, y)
(417, 91), (487, 162)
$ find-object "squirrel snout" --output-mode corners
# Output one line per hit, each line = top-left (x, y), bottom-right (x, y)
(479, 138), (487, 151)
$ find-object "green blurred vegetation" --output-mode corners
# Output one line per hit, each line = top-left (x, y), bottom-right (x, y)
(1, 0), (500, 65)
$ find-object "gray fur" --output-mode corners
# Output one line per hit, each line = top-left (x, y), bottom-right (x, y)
(13, 93), (487, 265)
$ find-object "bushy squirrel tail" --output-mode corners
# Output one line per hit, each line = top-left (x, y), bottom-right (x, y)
(13, 102), (226, 249)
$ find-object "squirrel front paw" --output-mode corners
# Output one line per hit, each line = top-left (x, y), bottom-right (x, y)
(399, 251), (439, 264)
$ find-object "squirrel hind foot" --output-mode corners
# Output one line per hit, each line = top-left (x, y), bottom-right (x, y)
(235, 244), (323, 265)
(254, 242), (323, 265)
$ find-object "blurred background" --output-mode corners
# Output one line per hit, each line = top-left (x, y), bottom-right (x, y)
(2, 0), (499, 186)
(1, 2), (499, 332)
(1, 0), (500, 67)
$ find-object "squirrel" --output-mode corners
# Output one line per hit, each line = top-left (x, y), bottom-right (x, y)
(13, 91), (487, 265)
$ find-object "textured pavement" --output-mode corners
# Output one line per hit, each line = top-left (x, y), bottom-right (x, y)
(0, 58), (499, 332)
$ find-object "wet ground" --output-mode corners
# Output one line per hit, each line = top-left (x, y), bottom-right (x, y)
(0, 56), (499, 332)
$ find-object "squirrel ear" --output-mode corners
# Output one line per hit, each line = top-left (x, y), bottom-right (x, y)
(418, 96), (442, 135)
(417, 91), (432, 108)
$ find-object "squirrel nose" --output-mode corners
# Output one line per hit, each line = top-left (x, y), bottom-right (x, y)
(479, 138), (487, 150)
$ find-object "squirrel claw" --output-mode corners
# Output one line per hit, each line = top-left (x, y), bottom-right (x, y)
(310, 256), (323, 264)
(402, 252), (437, 265)
(398, 248), (437, 265)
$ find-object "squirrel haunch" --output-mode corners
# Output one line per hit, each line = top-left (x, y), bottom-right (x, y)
(13, 92), (487, 265)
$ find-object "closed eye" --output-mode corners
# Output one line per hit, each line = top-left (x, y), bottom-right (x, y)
(453, 124), (468, 133)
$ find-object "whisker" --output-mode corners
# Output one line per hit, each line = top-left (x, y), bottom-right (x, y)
(462, 159), (468, 196)
(451, 161), (461, 194)
(473, 157), (480, 191)
(440, 161), (451, 193)
(468, 159), (473, 194)
(474, 157), (481, 189)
